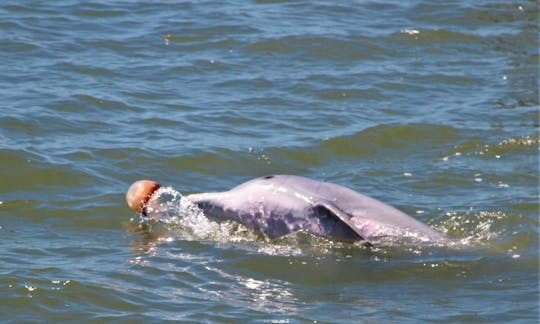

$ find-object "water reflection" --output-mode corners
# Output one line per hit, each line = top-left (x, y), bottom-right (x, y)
(127, 220), (164, 255)
(202, 265), (300, 315)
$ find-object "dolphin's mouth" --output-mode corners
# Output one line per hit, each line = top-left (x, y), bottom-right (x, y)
(140, 205), (149, 217)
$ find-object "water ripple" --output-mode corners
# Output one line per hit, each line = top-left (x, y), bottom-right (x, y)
(1, 0), (538, 322)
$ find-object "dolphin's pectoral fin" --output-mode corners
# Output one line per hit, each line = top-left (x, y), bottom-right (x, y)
(313, 201), (372, 246)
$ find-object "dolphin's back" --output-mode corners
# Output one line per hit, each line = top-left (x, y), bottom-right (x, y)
(190, 175), (446, 242)
(247, 175), (446, 241)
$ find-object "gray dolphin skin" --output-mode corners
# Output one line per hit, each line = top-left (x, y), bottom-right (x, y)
(127, 175), (447, 244)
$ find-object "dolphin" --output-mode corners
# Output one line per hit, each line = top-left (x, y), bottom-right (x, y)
(126, 175), (447, 244)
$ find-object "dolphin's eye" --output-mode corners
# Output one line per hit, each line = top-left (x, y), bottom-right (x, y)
(263, 175), (274, 180)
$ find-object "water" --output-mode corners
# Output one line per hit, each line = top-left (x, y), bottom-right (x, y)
(1, 0), (538, 322)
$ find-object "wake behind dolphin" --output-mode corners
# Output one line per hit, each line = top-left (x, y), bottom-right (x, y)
(126, 175), (448, 245)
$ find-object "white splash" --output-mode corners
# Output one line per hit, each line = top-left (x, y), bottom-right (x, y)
(401, 29), (420, 35)
(143, 186), (260, 244)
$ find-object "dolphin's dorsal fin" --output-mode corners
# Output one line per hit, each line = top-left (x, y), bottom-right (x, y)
(313, 200), (372, 246)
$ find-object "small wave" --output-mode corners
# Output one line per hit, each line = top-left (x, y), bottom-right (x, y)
(319, 123), (459, 154)
(396, 28), (481, 44)
(448, 134), (539, 159)
(230, 123), (460, 166)
(247, 35), (384, 60)
(437, 210), (508, 248)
